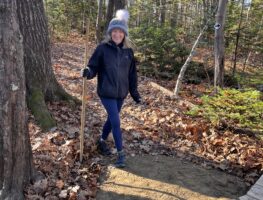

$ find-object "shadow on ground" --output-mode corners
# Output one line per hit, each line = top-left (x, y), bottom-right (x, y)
(97, 190), (152, 200)
(96, 154), (248, 200)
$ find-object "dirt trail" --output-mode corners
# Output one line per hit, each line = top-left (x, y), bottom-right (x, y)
(97, 155), (247, 200)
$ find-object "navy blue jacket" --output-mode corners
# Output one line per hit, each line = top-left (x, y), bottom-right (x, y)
(85, 40), (141, 102)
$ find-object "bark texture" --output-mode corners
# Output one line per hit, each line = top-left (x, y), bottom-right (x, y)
(96, 0), (103, 43)
(0, 1), (33, 199)
(214, 0), (227, 89)
(16, 0), (77, 131)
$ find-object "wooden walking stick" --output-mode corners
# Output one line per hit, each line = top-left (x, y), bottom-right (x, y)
(80, 19), (90, 162)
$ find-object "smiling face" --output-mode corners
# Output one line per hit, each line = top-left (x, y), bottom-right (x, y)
(111, 28), (125, 45)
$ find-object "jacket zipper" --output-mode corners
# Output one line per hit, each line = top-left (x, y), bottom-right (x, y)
(117, 46), (120, 98)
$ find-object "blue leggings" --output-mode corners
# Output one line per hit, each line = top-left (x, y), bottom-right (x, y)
(100, 97), (124, 152)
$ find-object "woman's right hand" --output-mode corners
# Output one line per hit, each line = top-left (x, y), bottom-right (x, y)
(80, 68), (89, 77)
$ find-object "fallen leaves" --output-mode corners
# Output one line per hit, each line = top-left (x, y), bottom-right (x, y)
(122, 79), (263, 185)
(56, 180), (64, 189)
(26, 100), (100, 199)
(32, 179), (48, 195)
(25, 41), (263, 199)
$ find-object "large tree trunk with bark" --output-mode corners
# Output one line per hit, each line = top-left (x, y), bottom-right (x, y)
(16, 0), (78, 131)
(0, 1), (33, 199)
(214, 0), (227, 90)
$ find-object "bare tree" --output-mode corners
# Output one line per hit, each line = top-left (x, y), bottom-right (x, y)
(202, 0), (210, 25)
(170, 0), (177, 27)
(160, 0), (166, 26)
(104, 0), (115, 34)
(114, 0), (126, 11)
(232, 0), (245, 77)
(0, 1), (33, 199)
(173, 25), (209, 98)
(96, 0), (103, 43)
(214, 0), (228, 91)
(173, 4), (218, 98)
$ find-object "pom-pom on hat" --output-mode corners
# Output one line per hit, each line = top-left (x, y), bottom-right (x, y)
(107, 9), (129, 36)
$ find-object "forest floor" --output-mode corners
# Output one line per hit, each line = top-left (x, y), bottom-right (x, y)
(25, 37), (263, 200)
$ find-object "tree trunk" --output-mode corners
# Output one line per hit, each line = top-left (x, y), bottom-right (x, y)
(16, 0), (78, 131)
(214, 0), (227, 91)
(0, 1), (33, 199)
(170, 0), (177, 27)
(82, 0), (86, 34)
(104, 0), (114, 35)
(232, 0), (245, 77)
(177, 0), (182, 27)
(173, 24), (208, 98)
(114, 0), (126, 11)
(96, 0), (103, 43)
(202, 0), (208, 26)
(160, 0), (166, 26)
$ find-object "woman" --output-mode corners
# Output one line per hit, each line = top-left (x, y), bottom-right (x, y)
(81, 9), (141, 168)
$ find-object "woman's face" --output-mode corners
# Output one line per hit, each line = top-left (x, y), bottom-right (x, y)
(111, 29), (125, 45)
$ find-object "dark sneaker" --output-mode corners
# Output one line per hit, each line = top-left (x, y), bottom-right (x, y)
(115, 151), (126, 168)
(97, 139), (111, 156)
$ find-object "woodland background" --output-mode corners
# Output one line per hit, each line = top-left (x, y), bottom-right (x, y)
(0, 0), (262, 199)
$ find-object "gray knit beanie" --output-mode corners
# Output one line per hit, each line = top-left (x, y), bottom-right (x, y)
(107, 9), (129, 36)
